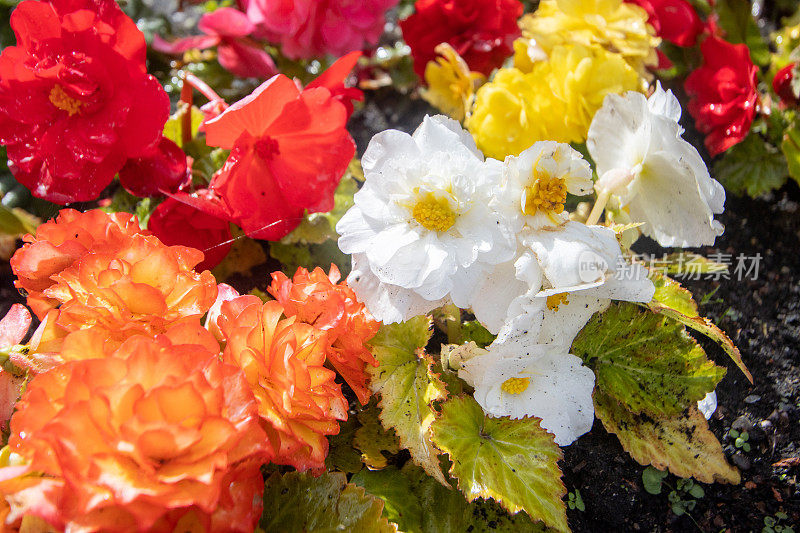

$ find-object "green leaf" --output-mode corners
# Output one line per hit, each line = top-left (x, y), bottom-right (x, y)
(714, 0), (770, 66)
(325, 414), (362, 474)
(353, 402), (401, 469)
(713, 134), (788, 198)
(281, 172), (358, 245)
(162, 105), (205, 149)
(352, 464), (549, 533)
(210, 227), (266, 282)
(642, 466), (667, 495)
(572, 303), (725, 417)
(782, 119), (800, 188)
(268, 239), (351, 278)
(594, 392), (740, 484)
(260, 471), (394, 533)
(431, 395), (568, 532)
(0, 204), (38, 236)
(367, 317), (449, 485)
(646, 272), (752, 383)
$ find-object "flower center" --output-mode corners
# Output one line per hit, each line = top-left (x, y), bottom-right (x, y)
(412, 193), (457, 232)
(254, 136), (280, 160)
(546, 293), (570, 311)
(49, 85), (83, 116)
(501, 377), (530, 395)
(522, 173), (568, 217)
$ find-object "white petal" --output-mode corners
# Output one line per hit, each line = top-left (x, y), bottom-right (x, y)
(468, 259), (532, 334)
(627, 150), (724, 247)
(347, 253), (447, 324)
(413, 115), (484, 161)
(647, 82), (683, 124)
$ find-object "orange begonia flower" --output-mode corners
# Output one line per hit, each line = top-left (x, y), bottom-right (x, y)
(9, 209), (147, 319)
(269, 265), (380, 405)
(218, 297), (348, 471)
(42, 233), (217, 345)
(1, 335), (269, 532)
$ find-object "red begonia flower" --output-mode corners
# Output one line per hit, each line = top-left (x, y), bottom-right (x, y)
(0, 0), (169, 203)
(400, 0), (522, 79)
(118, 136), (190, 197)
(148, 194), (233, 272)
(153, 7), (277, 79)
(626, 0), (704, 47)
(204, 74), (355, 240)
(684, 36), (758, 156)
(773, 63), (800, 108)
(306, 51), (364, 118)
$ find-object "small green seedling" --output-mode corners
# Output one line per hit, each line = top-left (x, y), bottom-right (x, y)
(567, 490), (585, 512)
(642, 466), (668, 495)
(642, 467), (706, 518)
(729, 429), (751, 452)
(763, 511), (795, 533)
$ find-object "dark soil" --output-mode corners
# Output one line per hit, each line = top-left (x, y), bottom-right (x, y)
(349, 89), (800, 532)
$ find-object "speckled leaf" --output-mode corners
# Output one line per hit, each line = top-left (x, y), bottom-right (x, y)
(353, 464), (549, 533)
(646, 273), (752, 383)
(367, 316), (448, 485)
(260, 472), (394, 533)
(354, 403), (401, 469)
(595, 392), (740, 484)
(430, 395), (567, 532)
(573, 303), (725, 417)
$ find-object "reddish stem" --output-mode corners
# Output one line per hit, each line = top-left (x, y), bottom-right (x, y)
(180, 74), (193, 147)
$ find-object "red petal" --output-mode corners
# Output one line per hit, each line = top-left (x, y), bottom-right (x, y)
(204, 74), (299, 149)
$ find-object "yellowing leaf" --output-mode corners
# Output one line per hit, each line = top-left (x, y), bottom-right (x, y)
(353, 464), (548, 533)
(646, 273), (752, 383)
(430, 395), (567, 532)
(368, 316), (448, 485)
(595, 392), (740, 485)
(354, 404), (401, 470)
(260, 472), (395, 533)
(573, 303), (725, 417)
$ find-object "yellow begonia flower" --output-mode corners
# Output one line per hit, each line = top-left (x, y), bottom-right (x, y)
(422, 43), (486, 122)
(518, 0), (659, 78)
(468, 44), (641, 160)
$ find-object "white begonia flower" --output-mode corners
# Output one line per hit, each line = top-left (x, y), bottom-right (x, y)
(586, 83), (725, 247)
(494, 141), (594, 232)
(336, 115), (515, 324)
(458, 314), (596, 446)
(469, 222), (654, 338)
(347, 252), (450, 325)
(464, 142), (593, 332)
(511, 222), (656, 346)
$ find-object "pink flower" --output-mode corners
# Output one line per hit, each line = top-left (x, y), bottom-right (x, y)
(242, 0), (398, 59)
(154, 7), (276, 79)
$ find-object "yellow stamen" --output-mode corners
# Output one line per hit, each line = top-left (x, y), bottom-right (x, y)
(546, 293), (570, 312)
(412, 193), (457, 232)
(522, 164), (568, 217)
(49, 85), (83, 116)
(501, 377), (530, 395)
